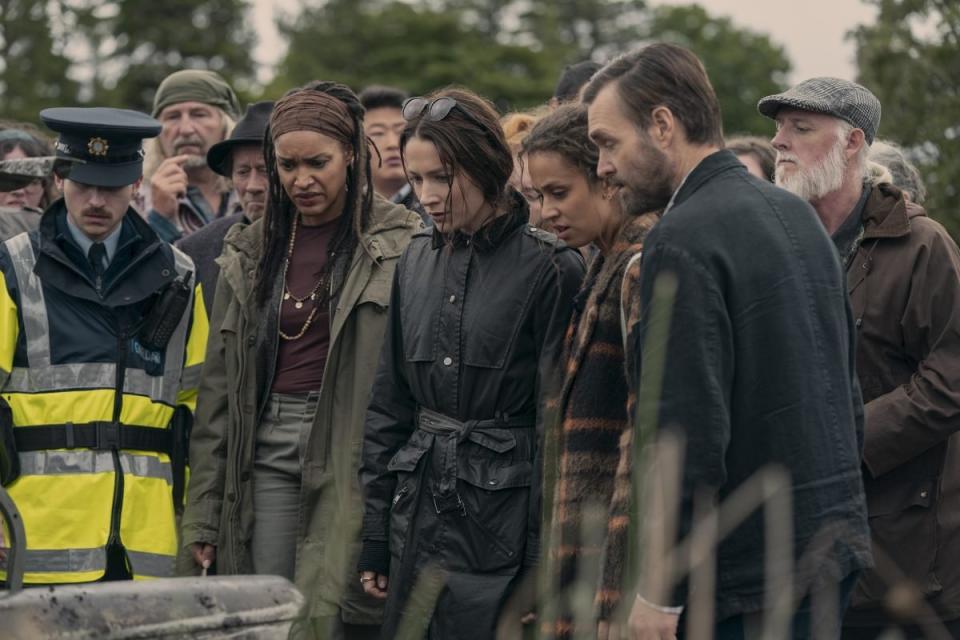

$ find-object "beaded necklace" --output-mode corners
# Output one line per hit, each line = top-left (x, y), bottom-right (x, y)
(279, 214), (329, 341)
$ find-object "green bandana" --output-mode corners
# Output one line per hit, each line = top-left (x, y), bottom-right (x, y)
(151, 69), (241, 119)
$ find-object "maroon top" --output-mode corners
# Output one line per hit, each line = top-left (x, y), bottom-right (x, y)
(271, 218), (338, 394)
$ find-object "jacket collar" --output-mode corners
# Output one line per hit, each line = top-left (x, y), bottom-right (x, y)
(860, 183), (917, 240)
(219, 193), (422, 306)
(35, 199), (174, 305)
(670, 149), (743, 211)
(430, 190), (529, 253)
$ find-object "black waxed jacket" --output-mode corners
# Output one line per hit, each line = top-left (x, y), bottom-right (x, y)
(359, 195), (583, 638)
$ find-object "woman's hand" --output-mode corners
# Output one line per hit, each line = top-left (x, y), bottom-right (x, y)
(190, 542), (216, 573)
(360, 571), (389, 599)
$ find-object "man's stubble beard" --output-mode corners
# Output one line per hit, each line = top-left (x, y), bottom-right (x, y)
(619, 144), (675, 216)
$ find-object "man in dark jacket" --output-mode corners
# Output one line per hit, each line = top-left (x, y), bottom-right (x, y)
(760, 78), (960, 639)
(358, 86), (427, 225)
(176, 101), (272, 316)
(0, 107), (206, 584)
(584, 43), (871, 638)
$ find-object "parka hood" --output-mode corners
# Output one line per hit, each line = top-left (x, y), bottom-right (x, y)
(862, 182), (927, 240)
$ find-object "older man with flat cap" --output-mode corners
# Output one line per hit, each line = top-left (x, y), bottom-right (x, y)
(176, 101), (272, 316)
(760, 78), (960, 638)
(141, 69), (242, 243)
(0, 107), (208, 585)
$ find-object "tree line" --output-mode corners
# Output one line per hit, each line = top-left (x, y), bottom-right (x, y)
(1, 0), (957, 237)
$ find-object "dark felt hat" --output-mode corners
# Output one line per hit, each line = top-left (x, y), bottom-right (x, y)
(39, 107), (162, 187)
(206, 101), (274, 177)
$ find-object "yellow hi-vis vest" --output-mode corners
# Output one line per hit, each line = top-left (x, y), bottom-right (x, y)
(0, 232), (208, 584)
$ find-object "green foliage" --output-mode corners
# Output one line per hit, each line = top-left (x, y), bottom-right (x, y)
(852, 0), (960, 238)
(645, 4), (792, 137)
(0, 1), (80, 122)
(521, 0), (648, 61)
(268, 0), (792, 119)
(92, 0), (257, 112)
(266, 0), (557, 111)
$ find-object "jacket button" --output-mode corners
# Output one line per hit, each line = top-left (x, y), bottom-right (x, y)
(227, 492), (236, 502)
(921, 490), (929, 498)
(443, 357), (453, 366)
(449, 295), (456, 303)
(241, 471), (250, 482)
(247, 336), (256, 346)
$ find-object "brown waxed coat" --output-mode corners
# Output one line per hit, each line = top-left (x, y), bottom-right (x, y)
(845, 184), (960, 625)
(178, 196), (421, 633)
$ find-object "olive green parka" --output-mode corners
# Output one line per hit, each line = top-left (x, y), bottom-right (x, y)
(179, 196), (421, 632)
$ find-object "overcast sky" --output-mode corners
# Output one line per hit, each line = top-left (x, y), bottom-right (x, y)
(250, 0), (878, 85)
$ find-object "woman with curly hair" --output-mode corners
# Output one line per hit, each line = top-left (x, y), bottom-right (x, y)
(521, 103), (661, 639)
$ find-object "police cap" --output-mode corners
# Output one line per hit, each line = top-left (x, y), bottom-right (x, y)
(39, 107), (162, 188)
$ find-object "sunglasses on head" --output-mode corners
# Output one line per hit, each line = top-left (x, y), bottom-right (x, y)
(402, 96), (459, 122)
(402, 96), (491, 136)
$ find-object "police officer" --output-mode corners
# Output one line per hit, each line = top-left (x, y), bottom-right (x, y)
(0, 107), (208, 585)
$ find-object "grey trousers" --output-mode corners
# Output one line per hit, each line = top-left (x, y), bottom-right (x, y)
(251, 391), (319, 581)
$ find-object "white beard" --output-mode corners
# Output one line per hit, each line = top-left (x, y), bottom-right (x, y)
(776, 137), (847, 202)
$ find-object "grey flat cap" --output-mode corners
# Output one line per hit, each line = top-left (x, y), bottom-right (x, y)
(758, 77), (881, 144)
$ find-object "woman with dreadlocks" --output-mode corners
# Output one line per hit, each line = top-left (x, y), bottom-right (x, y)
(358, 88), (584, 639)
(180, 81), (422, 639)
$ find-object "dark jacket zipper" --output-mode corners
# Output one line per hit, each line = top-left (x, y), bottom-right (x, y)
(106, 328), (127, 551)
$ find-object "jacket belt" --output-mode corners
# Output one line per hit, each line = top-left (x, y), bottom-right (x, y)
(414, 407), (534, 515)
(14, 422), (171, 453)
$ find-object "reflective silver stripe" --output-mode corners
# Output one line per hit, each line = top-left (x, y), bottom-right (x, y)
(163, 247), (194, 391)
(5, 233), (50, 367)
(5, 362), (179, 406)
(18, 546), (106, 574)
(125, 368), (176, 405)
(127, 549), (175, 578)
(179, 363), (202, 391)
(18, 450), (173, 484)
(5, 363), (116, 393)
(1, 237), (192, 410)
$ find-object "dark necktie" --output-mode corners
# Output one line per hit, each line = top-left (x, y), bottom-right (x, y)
(88, 242), (107, 278)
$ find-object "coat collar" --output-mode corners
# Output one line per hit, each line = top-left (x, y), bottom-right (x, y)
(670, 149), (743, 211)
(35, 199), (173, 306)
(218, 193), (421, 308)
(860, 182), (918, 240)
(430, 190), (529, 253)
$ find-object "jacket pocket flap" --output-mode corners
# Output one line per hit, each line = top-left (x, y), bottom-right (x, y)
(357, 269), (392, 309)
(467, 428), (516, 453)
(386, 433), (431, 473)
(458, 460), (533, 490)
(867, 478), (935, 517)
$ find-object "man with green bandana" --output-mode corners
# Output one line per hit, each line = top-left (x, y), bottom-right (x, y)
(139, 69), (243, 243)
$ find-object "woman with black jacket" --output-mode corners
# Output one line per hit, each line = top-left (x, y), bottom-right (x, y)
(357, 88), (583, 638)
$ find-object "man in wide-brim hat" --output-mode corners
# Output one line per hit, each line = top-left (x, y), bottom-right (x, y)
(175, 100), (273, 316)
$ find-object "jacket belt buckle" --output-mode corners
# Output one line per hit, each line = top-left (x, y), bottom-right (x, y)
(432, 491), (466, 516)
(95, 421), (121, 451)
